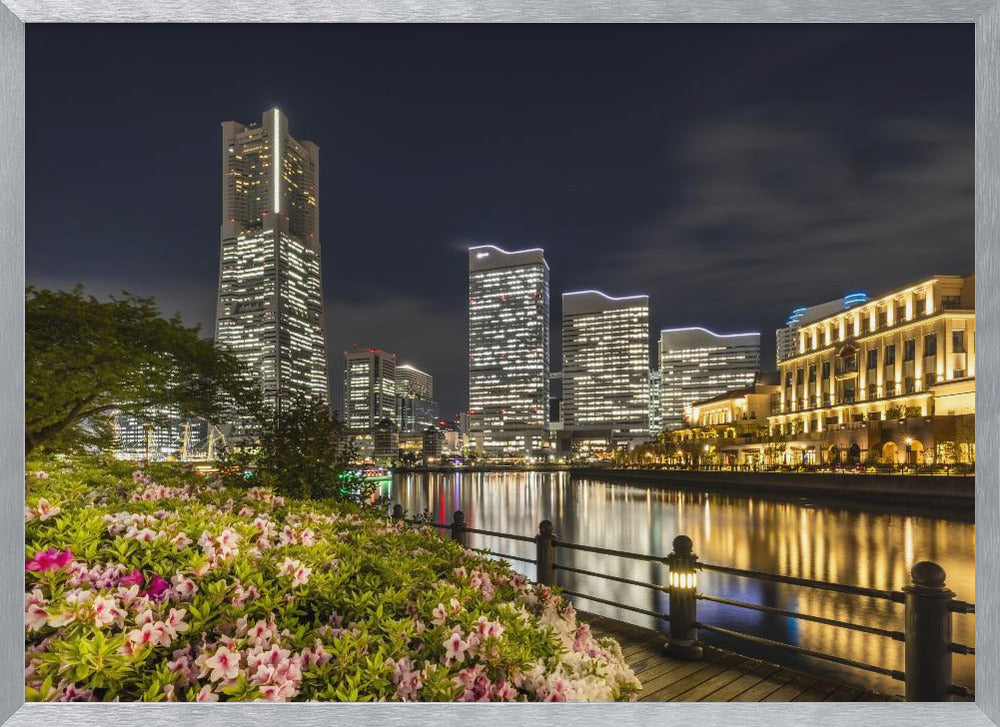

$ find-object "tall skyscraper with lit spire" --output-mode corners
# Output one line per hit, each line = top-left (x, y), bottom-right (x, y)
(214, 108), (329, 419)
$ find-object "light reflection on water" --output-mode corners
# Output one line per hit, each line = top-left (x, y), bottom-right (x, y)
(388, 471), (975, 697)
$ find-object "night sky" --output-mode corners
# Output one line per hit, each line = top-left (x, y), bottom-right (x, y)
(26, 24), (974, 419)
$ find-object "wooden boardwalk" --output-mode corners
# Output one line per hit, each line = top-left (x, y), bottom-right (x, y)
(580, 612), (895, 702)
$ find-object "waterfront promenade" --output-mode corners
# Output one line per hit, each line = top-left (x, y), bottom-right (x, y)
(579, 612), (893, 702)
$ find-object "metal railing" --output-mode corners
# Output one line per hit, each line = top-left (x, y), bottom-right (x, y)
(391, 504), (975, 702)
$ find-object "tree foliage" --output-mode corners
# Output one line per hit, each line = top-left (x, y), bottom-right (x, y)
(25, 286), (261, 455)
(223, 398), (378, 505)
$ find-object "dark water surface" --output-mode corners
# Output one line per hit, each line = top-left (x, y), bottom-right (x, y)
(387, 471), (975, 697)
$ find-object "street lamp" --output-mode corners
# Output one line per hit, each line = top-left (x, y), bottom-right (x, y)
(665, 535), (702, 660)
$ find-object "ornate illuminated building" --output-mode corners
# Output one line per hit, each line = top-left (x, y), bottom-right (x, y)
(344, 347), (397, 436)
(776, 292), (868, 365)
(560, 291), (649, 452)
(214, 108), (328, 422)
(659, 328), (761, 431)
(468, 245), (550, 457)
(769, 274), (975, 465)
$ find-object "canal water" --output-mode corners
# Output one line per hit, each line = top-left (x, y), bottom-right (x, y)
(387, 471), (975, 697)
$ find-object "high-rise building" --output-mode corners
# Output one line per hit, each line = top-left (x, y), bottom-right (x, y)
(776, 292), (868, 364)
(659, 327), (761, 431)
(561, 291), (649, 446)
(395, 363), (439, 434)
(112, 408), (208, 462)
(214, 108), (328, 421)
(344, 347), (396, 435)
(649, 369), (662, 436)
(468, 245), (550, 457)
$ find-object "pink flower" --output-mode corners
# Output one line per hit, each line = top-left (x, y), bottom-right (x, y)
(195, 684), (219, 702)
(171, 532), (192, 549)
(203, 645), (240, 682)
(291, 564), (311, 587)
(35, 470), (50, 480)
(170, 574), (198, 600)
(443, 632), (469, 664)
(25, 547), (73, 573)
(431, 604), (448, 626)
(25, 603), (49, 631)
(91, 595), (125, 629)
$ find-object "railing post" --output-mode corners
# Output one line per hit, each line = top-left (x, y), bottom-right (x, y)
(449, 510), (467, 548)
(536, 520), (557, 587)
(904, 561), (955, 701)
(392, 504), (404, 521)
(665, 534), (703, 660)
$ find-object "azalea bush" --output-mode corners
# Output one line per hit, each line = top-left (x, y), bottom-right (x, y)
(24, 457), (640, 702)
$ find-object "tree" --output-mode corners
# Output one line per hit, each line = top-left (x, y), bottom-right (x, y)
(25, 286), (261, 455)
(232, 398), (378, 504)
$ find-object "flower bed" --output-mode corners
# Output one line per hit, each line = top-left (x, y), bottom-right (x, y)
(24, 458), (640, 702)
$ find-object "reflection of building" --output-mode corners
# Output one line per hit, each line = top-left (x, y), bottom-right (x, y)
(468, 245), (550, 457)
(560, 291), (649, 454)
(113, 408), (208, 461)
(776, 292), (867, 365)
(659, 327), (761, 431)
(214, 108), (328, 423)
(344, 347), (396, 435)
(769, 274), (975, 465)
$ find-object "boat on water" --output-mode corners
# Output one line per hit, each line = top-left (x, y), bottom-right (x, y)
(343, 466), (392, 481)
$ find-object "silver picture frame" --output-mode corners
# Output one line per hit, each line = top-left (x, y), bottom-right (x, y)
(1, 3), (996, 725)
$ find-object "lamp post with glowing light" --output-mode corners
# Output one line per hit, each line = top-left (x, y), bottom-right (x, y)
(665, 534), (703, 659)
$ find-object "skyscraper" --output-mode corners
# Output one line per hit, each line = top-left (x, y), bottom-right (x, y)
(344, 347), (397, 435)
(561, 291), (649, 447)
(468, 245), (550, 457)
(214, 108), (328, 419)
(659, 327), (761, 430)
(395, 363), (439, 435)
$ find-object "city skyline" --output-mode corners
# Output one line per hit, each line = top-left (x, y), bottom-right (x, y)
(25, 24), (973, 417)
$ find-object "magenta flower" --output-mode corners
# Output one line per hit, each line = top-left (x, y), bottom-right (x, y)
(119, 569), (144, 587)
(25, 548), (73, 573)
(143, 574), (170, 601)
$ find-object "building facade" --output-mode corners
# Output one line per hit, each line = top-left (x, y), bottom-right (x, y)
(214, 108), (328, 422)
(560, 291), (649, 451)
(659, 328), (761, 431)
(776, 292), (868, 365)
(769, 274), (975, 465)
(468, 245), (550, 457)
(649, 370), (662, 436)
(344, 347), (397, 435)
(395, 363), (439, 434)
(113, 408), (209, 462)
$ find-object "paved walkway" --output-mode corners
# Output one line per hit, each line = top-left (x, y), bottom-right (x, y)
(580, 612), (894, 702)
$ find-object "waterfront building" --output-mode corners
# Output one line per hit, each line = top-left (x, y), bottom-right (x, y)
(561, 290), (650, 453)
(214, 108), (328, 424)
(422, 426), (445, 462)
(344, 347), (397, 435)
(373, 418), (399, 461)
(468, 245), (550, 457)
(659, 328), (761, 431)
(769, 274), (975, 465)
(395, 363), (439, 434)
(776, 292), (868, 365)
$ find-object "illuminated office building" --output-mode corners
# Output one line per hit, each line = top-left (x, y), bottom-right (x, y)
(468, 245), (550, 457)
(395, 363), (439, 434)
(344, 347), (397, 435)
(659, 327), (761, 431)
(561, 291), (649, 448)
(214, 108), (328, 422)
(776, 292), (868, 364)
(649, 369), (662, 436)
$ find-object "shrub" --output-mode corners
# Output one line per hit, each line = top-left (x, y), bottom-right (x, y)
(24, 458), (640, 702)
